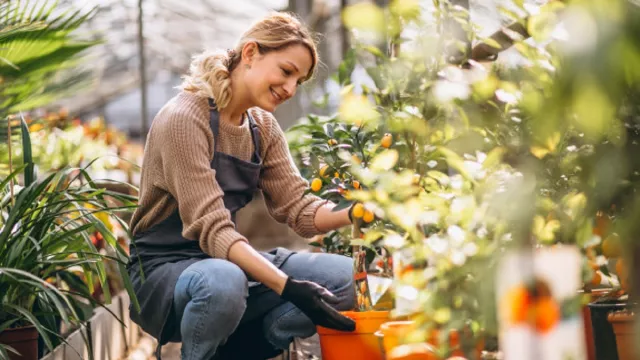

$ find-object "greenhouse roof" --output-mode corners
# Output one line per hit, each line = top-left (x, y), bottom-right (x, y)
(55, 0), (288, 112)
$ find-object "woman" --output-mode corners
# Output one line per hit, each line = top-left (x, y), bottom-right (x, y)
(127, 11), (357, 360)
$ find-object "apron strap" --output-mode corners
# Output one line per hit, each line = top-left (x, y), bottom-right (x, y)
(155, 343), (162, 359)
(247, 112), (262, 163)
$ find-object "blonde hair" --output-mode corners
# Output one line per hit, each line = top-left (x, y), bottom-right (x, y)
(181, 12), (318, 110)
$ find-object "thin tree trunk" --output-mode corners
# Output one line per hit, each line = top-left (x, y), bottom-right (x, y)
(137, 0), (148, 143)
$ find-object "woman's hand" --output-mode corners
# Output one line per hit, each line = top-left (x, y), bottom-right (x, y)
(281, 277), (356, 331)
(227, 241), (355, 332)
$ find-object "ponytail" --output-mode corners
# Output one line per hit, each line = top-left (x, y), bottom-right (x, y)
(181, 48), (241, 110)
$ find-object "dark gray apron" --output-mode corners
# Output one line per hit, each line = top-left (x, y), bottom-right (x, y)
(128, 99), (293, 359)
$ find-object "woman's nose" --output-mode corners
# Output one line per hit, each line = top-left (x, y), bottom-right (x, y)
(283, 79), (297, 98)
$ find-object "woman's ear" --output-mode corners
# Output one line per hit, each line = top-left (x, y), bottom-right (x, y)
(241, 42), (259, 68)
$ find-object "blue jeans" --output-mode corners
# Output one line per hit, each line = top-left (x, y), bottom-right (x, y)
(173, 251), (355, 360)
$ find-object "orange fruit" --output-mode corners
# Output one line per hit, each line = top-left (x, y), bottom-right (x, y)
(531, 297), (560, 333)
(363, 210), (375, 223)
(353, 180), (360, 189)
(602, 233), (622, 258)
(593, 211), (610, 237)
(328, 138), (338, 145)
(334, 172), (340, 178)
(311, 178), (322, 192)
(507, 286), (531, 324)
(381, 133), (393, 148)
(352, 203), (365, 218)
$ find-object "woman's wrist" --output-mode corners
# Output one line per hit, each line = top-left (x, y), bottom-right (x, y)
(228, 241), (288, 295)
(313, 202), (352, 233)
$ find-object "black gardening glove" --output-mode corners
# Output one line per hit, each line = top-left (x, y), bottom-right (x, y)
(280, 277), (356, 332)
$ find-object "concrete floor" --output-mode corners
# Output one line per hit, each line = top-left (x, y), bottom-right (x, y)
(155, 335), (321, 359)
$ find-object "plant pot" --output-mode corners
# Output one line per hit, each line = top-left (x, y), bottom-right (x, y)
(588, 299), (628, 360)
(387, 343), (438, 360)
(380, 320), (417, 355)
(581, 289), (613, 360)
(377, 320), (484, 360)
(317, 310), (389, 360)
(608, 310), (636, 360)
(0, 326), (39, 360)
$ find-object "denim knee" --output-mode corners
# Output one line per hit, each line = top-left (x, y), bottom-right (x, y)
(175, 259), (249, 329)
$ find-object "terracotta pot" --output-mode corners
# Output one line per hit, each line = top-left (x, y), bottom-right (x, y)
(317, 310), (389, 360)
(588, 299), (628, 360)
(0, 326), (39, 360)
(608, 310), (636, 360)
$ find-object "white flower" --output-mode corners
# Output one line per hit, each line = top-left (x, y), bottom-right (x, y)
(385, 234), (405, 248)
(426, 234), (448, 254)
(447, 225), (466, 246)
(450, 251), (467, 266)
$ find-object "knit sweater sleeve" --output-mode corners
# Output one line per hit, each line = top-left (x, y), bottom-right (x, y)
(160, 107), (248, 259)
(257, 111), (327, 238)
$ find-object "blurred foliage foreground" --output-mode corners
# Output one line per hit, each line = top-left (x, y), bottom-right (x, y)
(286, 0), (640, 357)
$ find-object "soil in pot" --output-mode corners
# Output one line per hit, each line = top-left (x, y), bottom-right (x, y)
(608, 310), (636, 360)
(588, 299), (628, 360)
(0, 326), (39, 360)
(317, 310), (389, 360)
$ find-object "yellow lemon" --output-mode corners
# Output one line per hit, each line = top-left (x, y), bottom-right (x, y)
(311, 178), (323, 192)
(328, 138), (338, 146)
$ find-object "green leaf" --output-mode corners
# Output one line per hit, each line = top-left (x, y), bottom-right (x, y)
(332, 199), (354, 212)
(323, 123), (335, 138)
(362, 45), (386, 59)
(19, 115), (34, 186)
(371, 150), (399, 171)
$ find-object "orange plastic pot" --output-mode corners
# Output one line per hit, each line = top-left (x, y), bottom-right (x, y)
(380, 320), (418, 354)
(388, 343), (439, 360)
(317, 310), (390, 360)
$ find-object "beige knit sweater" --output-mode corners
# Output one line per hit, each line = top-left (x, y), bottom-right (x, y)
(130, 91), (326, 259)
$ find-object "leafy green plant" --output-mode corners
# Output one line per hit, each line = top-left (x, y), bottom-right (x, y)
(0, 122), (139, 359)
(288, 0), (640, 357)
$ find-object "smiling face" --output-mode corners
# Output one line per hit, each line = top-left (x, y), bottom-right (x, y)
(241, 43), (313, 112)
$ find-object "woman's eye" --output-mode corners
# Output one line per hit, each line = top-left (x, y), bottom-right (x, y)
(281, 68), (291, 76)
